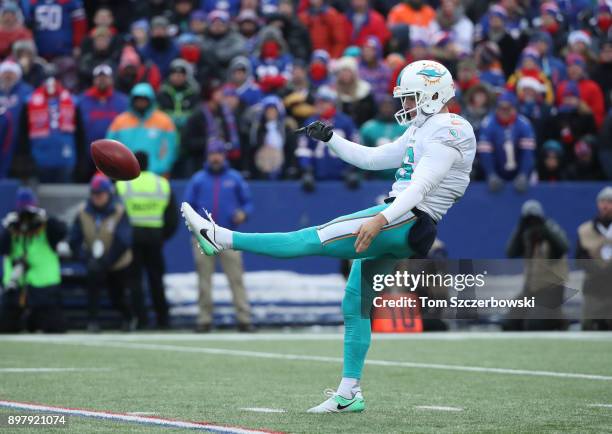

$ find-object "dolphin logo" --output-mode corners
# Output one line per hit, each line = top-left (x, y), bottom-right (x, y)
(417, 68), (446, 78)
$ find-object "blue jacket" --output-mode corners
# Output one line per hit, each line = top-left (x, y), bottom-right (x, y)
(296, 113), (358, 180)
(139, 42), (180, 78)
(69, 197), (133, 264)
(477, 113), (536, 180)
(0, 107), (16, 178)
(0, 81), (33, 177)
(77, 89), (129, 146)
(183, 162), (254, 229)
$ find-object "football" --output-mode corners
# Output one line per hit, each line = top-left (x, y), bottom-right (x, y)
(90, 139), (140, 181)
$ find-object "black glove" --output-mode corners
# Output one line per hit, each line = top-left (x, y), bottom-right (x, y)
(87, 256), (110, 275)
(343, 171), (361, 190)
(295, 120), (333, 142)
(301, 171), (316, 193)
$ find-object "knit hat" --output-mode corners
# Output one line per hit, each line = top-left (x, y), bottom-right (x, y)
(521, 200), (545, 218)
(151, 16), (170, 29)
(207, 10), (230, 24)
(497, 91), (518, 106)
(597, 186), (612, 202)
(517, 76), (545, 93)
(315, 85), (337, 102)
(0, 60), (22, 80)
(207, 138), (228, 154)
(542, 139), (563, 156)
(311, 49), (330, 65)
(90, 174), (113, 193)
(568, 30), (592, 47)
(190, 10), (207, 21)
(332, 56), (358, 74)
(15, 187), (38, 211)
(489, 4), (508, 20)
(93, 64), (113, 77)
(229, 56), (252, 74)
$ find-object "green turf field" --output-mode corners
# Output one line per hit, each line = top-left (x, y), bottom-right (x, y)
(1, 332), (611, 433)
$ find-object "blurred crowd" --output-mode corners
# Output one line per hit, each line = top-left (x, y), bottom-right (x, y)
(0, 0), (610, 190)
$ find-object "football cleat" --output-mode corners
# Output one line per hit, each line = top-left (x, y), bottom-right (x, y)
(181, 202), (223, 256)
(307, 389), (365, 413)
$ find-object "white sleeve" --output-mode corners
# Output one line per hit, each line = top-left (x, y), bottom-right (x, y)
(380, 139), (460, 223)
(327, 133), (406, 171)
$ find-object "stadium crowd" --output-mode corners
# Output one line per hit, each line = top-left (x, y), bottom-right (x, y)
(0, 0), (610, 189)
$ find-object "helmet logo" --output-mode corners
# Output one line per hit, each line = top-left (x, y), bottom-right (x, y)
(417, 64), (447, 85)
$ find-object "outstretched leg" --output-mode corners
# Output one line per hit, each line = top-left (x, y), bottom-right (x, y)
(182, 203), (416, 260)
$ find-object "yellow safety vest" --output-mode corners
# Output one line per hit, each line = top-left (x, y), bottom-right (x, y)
(116, 171), (170, 228)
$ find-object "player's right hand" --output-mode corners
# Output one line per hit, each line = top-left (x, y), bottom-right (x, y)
(295, 121), (333, 142)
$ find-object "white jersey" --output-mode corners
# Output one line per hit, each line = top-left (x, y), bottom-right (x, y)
(327, 112), (476, 222)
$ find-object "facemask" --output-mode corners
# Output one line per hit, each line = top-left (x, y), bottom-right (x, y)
(261, 41), (280, 59)
(310, 63), (327, 81)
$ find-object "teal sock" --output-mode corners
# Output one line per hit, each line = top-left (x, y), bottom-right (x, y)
(233, 228), (323, 258)
(342, 260), (371, 379)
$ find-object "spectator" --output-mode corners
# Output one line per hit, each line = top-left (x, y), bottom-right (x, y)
(548, 80), (597, 153)
(537, 140), (566, 182)
(117, 152), (178, 329)
(76, 64), (128, 181)
(130, 20), (149, 50)
(566, 30), (597, 69)
(157, 59), (200, 133)
(183, 140), (255, 332)
(171, 0), (197, 35)
(296, 86), (358, 185)
(19, 73), (77, 183)
(478, 92), (535, 193)
(0, 187), (67, 333)
(474, 41), (506, 93)
(91, 7), (117, 34)
(345, 0), (390, 47)
(333, 56), (376, 126)
(358, 37), (391, 103)
(566, 136), (604, 181)
(236, 10), (261, 53)
(308, 49), (332, 89)
(250, 26), (293, 94)
(359, 95), (406, 179)
(536, 2), (567, 54)
(455, 58), (481, 98)
(430, 0), (474, 55)
(139, 16), (180, 78)
(506, 47), (554, 105)
(188, 10), (208, 39)
(28, 0), (87, 60)
(516, 76), (553, 146)
(248, 95), (299, 179)
(593, 2), (612, 40)
(12, 39), (47, 88)
(459, 83), (494, 138)
(504, 199), (569, 331)
(182, 80), (241, 175)
(266, 0), (312, 62)
(107, 83), (177, 176)
(600, 110), (612, 179)
(69, 175), (141, 332)
(282, 61), (316, 125)
(477, 4), (526, 77)
(78, 26), (121, 88)
(387, 0), (436, 44)
(201, 10), (247, 75)
(557, 54), (606, 128)
(0, 3), (32, 59)
(530, 31), (566, 87)
(115, 45), (162, 94)
(0, 60), (32, 179)
(592, 38), (612, 111)
(228, 56), (263, 107)
(299, 0), (348, 58)
(577, 186), (612, 330)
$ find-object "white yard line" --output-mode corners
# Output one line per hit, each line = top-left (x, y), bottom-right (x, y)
(415, 405), (463, 412)
(0, 368), (110, 373)
(1, 331), (612, 342)
(0, 400), (277, 434)
(5, 336), (612, 382)
(240, 408), (286, 413)
(587, 404), (612, 408)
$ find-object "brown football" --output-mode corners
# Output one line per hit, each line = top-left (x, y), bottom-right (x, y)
(90, 139), (141, 181)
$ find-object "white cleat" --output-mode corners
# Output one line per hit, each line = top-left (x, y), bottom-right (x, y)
(180, 202), (223, 256)
(307, 389), (365, 413)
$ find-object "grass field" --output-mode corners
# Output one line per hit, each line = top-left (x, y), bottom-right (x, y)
(1, 332), (611, 433)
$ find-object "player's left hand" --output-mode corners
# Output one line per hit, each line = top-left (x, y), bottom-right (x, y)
(355, 214), (388, 253)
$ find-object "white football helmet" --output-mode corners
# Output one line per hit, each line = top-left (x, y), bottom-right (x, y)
(393, 60), (455, 127)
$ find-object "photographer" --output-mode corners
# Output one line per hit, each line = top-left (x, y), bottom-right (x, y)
(0, 187), (67, 333)
(504, 200), (569, 330)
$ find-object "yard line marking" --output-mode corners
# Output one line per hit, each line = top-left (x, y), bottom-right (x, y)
(588, 404), (612, 408)
(240, 408), (286, 413)
(0, 368), (110, 373)
(1, 331), (612, 342)
(7, 336), (612, 382)
(0, 400), (282, 434)
(127, 412), (159, 416)
(415, 406), (463, 412)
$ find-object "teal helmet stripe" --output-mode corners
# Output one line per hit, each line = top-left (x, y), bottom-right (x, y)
(396, 68), (404, 86)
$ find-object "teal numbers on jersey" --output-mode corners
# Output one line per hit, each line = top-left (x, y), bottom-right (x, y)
(395, 146), (415, 181)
